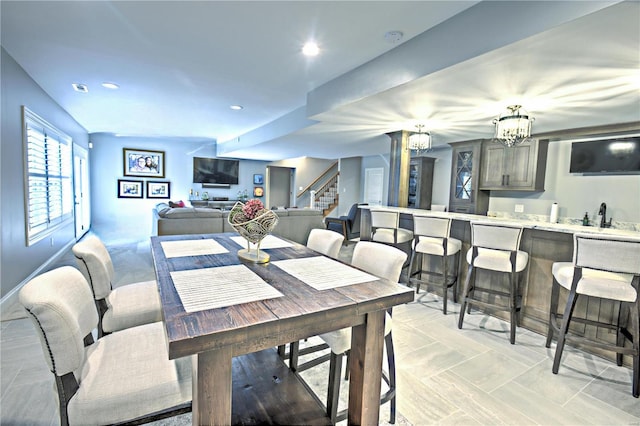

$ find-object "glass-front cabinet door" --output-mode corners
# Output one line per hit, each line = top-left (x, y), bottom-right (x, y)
(454, 150), (473, 201)
(448, 140), (489, 214)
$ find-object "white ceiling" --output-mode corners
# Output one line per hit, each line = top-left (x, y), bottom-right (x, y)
(2, 1), (639, 161)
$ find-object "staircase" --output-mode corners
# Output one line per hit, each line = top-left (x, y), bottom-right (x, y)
(296, 162), (339, 217)
(313, 174), (339, 216)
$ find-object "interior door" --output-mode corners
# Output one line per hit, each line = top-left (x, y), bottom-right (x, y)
(73, 144), (91, 239)
(364, 167), (384, 206)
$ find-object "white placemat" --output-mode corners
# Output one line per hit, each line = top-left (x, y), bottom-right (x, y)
(160, 239), (229, 258)
(272, 256), (379, 291)
(230, 234), (294, 249)
(170, 264), (283, 312)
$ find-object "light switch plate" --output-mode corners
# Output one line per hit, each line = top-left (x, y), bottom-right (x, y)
(515, 204), (524, 213)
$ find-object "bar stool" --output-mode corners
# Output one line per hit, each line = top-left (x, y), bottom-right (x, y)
(370, 209), (413, 246)
(457, 221), (528, 344)
(407, 215), (461, 314)
(321, 241), (405, 423)
(545, 233), (639, 398)
(282, 229), (345, 364)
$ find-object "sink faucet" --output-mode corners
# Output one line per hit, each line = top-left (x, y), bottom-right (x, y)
(598, 202), (612, 228)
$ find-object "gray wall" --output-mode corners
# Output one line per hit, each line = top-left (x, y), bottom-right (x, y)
(333, 156), (362, 217)
(1, 48), (89, 298)
(89, 133), (268, 243)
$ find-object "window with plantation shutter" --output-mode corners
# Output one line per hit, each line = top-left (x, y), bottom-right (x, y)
(23, 107), (73, 246)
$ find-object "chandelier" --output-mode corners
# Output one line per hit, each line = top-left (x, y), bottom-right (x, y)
(408, 124), (432, 154)
(492, 105), (534, 147)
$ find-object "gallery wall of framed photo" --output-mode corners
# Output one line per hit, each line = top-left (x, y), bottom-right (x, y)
(118, 148), (170, 199)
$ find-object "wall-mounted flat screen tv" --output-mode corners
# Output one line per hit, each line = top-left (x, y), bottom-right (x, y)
(569, 136), (640, 173)
(193, 157), (239, 184)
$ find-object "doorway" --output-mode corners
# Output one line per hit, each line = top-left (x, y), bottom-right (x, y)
(364, 167), (384, 206)
(73, 144), (91, 239)
(267, 166), (293, 209)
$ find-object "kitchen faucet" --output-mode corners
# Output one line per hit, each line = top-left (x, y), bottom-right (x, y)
(598, 202), (612, 228)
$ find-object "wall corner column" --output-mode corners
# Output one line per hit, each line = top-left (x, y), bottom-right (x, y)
(386, 131), (411, 207)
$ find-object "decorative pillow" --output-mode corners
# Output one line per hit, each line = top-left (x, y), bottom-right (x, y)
(168, 200), (186, 208)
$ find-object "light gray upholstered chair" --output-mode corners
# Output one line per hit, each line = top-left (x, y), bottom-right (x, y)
(408, 215), (462, 314)
(318, 241), (407, 423)
(430, 204), (447, 212)
(370, 209), (413, 245)
(72, 235), (162, 337)
(457, 221), (528, 344)
(546, 233), (640, 397)
(307, 228), (345, 259)
(19, 266), (192, 425)
(280, 228), (347, 363)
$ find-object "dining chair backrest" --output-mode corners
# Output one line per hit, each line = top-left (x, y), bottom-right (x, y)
(72, 235), (115, 299)
(573, 233), (640, 275)
(19, 266), (97, 377)
(470, 221), (524, 252)
(413, 215), (452, 239)
(351, 241), (407, 283)
(307, 228), (344, 259)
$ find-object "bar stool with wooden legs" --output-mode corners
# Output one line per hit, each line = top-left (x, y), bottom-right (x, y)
(370, 209), (414, 247)
(546, 232), (640, 398)
(310, 241), (406, 424)
(407, 215), (462, 314)
(457, 221), (528, 344)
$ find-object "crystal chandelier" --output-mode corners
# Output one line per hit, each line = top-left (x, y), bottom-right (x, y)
(492, 105), (535, 147)
(408, 124), (431, 154)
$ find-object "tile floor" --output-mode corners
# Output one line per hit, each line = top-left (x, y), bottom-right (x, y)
(1, 231), (638, 425)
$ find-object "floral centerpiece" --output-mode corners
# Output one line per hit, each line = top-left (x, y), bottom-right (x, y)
(227, 199), (278, 263)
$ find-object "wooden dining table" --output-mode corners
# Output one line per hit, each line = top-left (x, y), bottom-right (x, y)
(151, 232), (414, 425)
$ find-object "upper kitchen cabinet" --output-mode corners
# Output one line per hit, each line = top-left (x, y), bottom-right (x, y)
(448, 140), (489, 215)
(408, 157), (435, 209)
(479, 139), (549, 191)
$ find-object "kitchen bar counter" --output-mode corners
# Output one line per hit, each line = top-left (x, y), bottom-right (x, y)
(359, 205), (640, 237)
(359, 205), (638, 364)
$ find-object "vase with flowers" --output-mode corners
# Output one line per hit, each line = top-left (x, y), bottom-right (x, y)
(227, 199), (279, 263)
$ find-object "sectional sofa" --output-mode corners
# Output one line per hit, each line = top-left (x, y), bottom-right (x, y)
(152, 203), (324, 245)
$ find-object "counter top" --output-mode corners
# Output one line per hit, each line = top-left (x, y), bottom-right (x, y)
(360, 205), (640, 238)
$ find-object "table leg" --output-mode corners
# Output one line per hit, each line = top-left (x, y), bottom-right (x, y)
(347, 309), (385, 425)
(192, 346), (233, 425)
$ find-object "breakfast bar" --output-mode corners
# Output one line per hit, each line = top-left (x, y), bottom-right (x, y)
(360, 205), (640, 363)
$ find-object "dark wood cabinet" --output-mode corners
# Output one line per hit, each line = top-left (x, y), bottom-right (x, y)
(408, 157), (435, 209)
(448, 140), (489, 214)
(479, 139), (548, 191)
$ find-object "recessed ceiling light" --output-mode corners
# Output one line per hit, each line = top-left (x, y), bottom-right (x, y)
(101, 82), (119, 89)
(384, 31), (404, 44)
(230, 105), (243, 110)
(302, 42), (320, 57)
(72, 83), (88, 93)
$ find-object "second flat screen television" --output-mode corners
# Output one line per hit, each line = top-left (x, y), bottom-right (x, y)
(193, 157), (239, 185)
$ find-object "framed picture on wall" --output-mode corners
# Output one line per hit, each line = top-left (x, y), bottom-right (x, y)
(146, 181), (170, 199)
(117, 179), (143, 198)
(253, 174), (264, 185)
(253, 186), (264, 197)
(123, 148), (165, 178)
